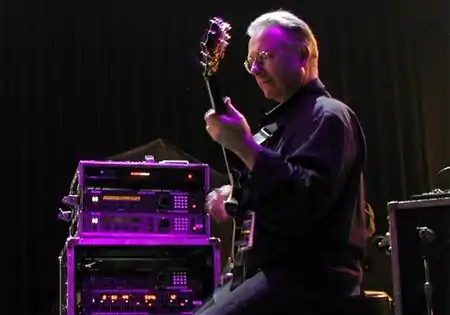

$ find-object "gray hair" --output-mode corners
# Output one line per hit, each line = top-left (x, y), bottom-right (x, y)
(246, 10), (318, 59)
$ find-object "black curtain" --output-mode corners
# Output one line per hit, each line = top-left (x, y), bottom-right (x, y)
(4, 0), (450, 314)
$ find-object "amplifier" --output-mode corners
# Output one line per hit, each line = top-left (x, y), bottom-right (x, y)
(58, 236), (221, 315)
(388, 197), (450, 315)
(71, 160), (211, 237)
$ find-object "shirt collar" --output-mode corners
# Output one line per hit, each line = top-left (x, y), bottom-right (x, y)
(258, 78), (328, 128)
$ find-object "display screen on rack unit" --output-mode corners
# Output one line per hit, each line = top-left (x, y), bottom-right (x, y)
(81, 164), (207, 191)
(60, 242), (219, 315)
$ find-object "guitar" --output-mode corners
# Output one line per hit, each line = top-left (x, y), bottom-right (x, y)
(199, 17), (256, 283)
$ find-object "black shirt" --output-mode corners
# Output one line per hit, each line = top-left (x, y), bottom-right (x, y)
(236, 79), (367, 295)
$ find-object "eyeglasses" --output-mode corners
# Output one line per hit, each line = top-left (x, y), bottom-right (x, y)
(244, 50), (273, 74)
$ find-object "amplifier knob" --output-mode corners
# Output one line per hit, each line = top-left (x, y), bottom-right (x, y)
(159, 218), (170, 229)
(156, 272), (170, 286)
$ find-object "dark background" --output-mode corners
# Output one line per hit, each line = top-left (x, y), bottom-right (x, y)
(4, 0), (450, 314)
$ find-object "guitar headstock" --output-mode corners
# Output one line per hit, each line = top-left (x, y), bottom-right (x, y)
(200, 17), (232, 78)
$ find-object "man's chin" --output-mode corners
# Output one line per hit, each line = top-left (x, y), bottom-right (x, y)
(261, 86), (272, 97)
(262, 89), (280, 102)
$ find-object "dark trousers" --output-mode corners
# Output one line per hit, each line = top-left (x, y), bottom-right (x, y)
(194, 267), (359, 315)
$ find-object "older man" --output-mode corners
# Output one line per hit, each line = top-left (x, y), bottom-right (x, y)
(200, 10), (368, 315)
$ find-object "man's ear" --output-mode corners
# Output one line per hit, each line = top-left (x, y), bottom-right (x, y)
(299, 45), (310, 66)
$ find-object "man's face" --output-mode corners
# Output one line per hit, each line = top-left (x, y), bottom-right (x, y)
(247, 26), (304, 102)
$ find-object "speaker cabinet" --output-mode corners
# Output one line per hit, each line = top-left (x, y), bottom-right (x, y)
(388, 197), (450, 315)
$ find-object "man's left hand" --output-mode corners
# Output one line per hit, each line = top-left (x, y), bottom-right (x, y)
(204, 97), (253, 154)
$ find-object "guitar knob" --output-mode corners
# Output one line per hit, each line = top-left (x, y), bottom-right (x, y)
(224, 197), (239, 216)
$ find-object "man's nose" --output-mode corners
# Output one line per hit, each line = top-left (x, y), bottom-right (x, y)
(250, 62), (264, 75)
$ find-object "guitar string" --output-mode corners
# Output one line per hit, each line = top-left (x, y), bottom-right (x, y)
(220, 145), (237, 269)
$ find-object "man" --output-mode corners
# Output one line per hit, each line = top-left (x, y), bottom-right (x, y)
(200, 10), (368, 315)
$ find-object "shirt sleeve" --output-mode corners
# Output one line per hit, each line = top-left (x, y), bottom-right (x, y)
(235, 110), (359, 226)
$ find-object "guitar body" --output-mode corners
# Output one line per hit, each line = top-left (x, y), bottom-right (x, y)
(233, 211), (255, 251)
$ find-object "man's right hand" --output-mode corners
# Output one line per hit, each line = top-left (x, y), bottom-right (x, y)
(205, 185), (233, 223)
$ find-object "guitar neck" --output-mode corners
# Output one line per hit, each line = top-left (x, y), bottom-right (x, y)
(204, 76), (227, 115)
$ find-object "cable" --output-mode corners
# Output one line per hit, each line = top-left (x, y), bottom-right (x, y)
(435, 165), (450, 192)
(230, 219), (236, 265)
(436, 166), (450, 177)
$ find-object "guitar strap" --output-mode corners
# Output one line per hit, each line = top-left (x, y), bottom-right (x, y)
(252, 122), (279, 145)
